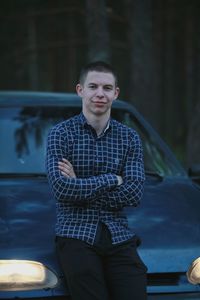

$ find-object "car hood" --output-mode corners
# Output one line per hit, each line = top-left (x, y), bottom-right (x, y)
(0, 176), (69, 298)
(0, 176), (200, 295)
(126, 176), (200, 273)
(0, 177), (61, 271)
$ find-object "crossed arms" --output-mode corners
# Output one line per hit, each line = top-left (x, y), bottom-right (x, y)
(46, 127), (145, 209)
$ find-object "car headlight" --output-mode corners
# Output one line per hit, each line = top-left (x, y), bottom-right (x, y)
(187, 257), (200, 285)
(0, 260), (58, 291)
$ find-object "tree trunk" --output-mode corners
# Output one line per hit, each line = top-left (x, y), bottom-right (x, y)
(85, 0), (111, 62)
(186, 2), (200, 166)
(124, 0), (161, 131)
(27, 9), (39, 90)
(187, 101), (200, 166)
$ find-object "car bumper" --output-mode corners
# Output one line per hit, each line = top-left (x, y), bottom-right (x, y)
(1, 292), (200, 300)
(148, 292), (200, 299)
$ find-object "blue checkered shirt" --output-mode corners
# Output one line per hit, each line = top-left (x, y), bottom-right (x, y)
(46, 112), (145, 245)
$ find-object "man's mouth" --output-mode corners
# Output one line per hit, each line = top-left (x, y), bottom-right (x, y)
(93, 101), (106, 107)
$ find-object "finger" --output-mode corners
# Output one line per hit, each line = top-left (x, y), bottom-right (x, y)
(62, 158), (69, 163)
(58, 160), (75, 178)
(59, 167), (71, 176)
(62, 158), (71, 166)
(62, 158), (73, 168)
(59, 165), (71, 175)
(58, 162), (71, 170)
(59, 159), (71, 166)
(61, 171), (69, 177)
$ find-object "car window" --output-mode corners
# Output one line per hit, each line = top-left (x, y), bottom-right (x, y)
(0, 107), (81, 174)
(112, 110), (186, 177)
(0, 106), (185, 177)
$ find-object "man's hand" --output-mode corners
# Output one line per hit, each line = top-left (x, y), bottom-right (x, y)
(58, 158), (76, 178)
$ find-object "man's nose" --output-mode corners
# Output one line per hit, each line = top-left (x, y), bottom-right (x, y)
(96, 87), (104, 97)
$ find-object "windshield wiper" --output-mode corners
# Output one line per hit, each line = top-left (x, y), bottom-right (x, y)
(0, 173), (47, 178)
(145, 170), (163, 180)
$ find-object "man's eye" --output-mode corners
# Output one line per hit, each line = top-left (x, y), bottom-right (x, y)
(104, 86), (113, 91)
(89, 85), (96, 89)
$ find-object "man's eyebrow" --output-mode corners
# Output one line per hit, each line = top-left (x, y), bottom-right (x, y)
(104, 84), (114, 88)
(87, 83), (114, 88)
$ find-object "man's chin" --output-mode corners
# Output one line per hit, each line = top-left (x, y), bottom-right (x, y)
(93, 108), (109, 116)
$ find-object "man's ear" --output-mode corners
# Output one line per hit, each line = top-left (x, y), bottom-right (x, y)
(76, 84), (83, 97)
(114, 87), (120, 100)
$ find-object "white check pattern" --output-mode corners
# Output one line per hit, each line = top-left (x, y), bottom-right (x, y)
(46, 113), (145, 245)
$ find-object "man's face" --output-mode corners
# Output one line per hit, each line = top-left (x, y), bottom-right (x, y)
(76, 71), (120, 117)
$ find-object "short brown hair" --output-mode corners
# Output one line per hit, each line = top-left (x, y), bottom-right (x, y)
(79, 61), (118, 86)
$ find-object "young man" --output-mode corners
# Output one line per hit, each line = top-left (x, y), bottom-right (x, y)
(46, 61), (147, 300)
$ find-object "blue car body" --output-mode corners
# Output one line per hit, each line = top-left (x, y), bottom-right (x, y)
(0, 91), (200, 299)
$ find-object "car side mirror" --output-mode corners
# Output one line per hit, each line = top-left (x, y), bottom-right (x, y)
(188, 164), (200, 185)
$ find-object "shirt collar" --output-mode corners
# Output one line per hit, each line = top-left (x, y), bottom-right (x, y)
(77, 112), (112, 136)
(77, 112), (87, 126)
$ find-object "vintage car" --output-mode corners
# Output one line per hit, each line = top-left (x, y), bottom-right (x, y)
(0, 91), (200, 299)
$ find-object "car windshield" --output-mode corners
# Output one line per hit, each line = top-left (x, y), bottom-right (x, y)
(0, 106), (185, 177)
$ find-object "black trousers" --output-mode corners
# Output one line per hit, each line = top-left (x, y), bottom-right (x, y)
(56, 223), (147, 300)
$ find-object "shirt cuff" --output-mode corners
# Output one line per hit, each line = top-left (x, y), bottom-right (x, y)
(99, 174), (118, 190)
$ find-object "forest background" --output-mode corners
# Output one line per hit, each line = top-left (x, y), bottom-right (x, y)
(0, 0), (200, 170)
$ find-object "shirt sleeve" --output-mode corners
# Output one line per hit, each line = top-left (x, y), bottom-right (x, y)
(100, 132), (145, 210)
(46, 126), (118, 204)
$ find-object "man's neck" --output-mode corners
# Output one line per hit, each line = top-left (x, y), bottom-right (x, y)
(83, 111), (110, 136)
